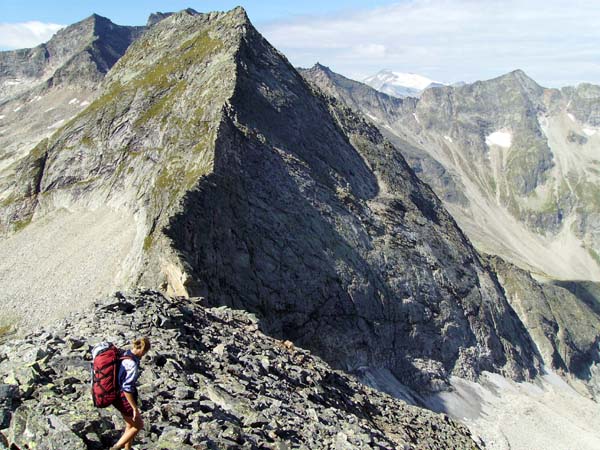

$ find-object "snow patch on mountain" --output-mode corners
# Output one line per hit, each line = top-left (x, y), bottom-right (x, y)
(486, 130), (512, 148)
(583, 128), (597, 136)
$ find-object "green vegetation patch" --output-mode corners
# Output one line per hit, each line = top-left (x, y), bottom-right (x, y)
(135, 80), (187, 126)
(589, 248), (600, 267)
(13, 217), (32, 233)
(84, 81), (128, 115)
(81, 135), (94, 147)
(0, 194), (19, 208)
(143, 234), (154, 252)
(131, 31), (223, 128)
(575, 180), (600, 212)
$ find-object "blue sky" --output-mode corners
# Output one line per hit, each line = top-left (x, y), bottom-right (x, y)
(1, 1), (600, 87)
(0, 1), (394, 26)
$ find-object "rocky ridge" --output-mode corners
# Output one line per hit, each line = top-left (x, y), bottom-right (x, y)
(0, 290), (478, 449)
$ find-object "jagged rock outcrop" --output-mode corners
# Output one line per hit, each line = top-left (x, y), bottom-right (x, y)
(0, 291), (479, 449)
(0, 8), (542, 392)
(302, 64), (600, 282)
(488, 256), (600, 398)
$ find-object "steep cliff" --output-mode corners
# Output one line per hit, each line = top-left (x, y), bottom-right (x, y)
(488, 256), (600, 399)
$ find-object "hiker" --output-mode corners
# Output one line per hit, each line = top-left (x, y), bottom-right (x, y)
(110, 337), (151, 450)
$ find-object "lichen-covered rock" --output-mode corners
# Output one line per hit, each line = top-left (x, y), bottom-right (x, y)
(0, 291), (479, 449)
(8, 405), (87, 450)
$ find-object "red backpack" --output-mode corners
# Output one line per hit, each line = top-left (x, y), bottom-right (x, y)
(90, 342), (132, 408)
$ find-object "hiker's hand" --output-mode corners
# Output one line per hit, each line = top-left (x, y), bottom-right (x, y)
(133, 407), (140, 421)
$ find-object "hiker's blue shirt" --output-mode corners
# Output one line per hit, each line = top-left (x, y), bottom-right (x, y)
(118, 350), (140, 393)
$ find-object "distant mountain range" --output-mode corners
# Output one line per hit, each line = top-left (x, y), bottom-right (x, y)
(303, 64), (600, 284)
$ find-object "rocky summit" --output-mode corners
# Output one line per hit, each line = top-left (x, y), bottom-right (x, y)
(0, 291), (478, 449)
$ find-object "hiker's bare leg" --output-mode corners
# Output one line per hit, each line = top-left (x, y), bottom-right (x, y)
(124, 422), (133, 450)
(113, 414), (143, 449)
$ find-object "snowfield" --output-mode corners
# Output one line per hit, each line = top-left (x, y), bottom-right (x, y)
(485, 130), (512, 148)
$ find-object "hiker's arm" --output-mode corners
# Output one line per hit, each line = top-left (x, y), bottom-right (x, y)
(124, 391), (140, 419)
(120, 359), (140, 419)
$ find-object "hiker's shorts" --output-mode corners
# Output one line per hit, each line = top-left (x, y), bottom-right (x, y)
(112, 391), (137, 418)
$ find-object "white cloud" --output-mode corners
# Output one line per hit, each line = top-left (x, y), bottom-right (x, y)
(0, 21), (64, 50)
(259, 0), (600, 87)
(352, 44), (386, 59)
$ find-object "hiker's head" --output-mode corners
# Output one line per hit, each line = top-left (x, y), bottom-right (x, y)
(131, 337), (151, 357)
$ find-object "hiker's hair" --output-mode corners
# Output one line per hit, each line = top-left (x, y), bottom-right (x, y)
(132, 337), (151, 354)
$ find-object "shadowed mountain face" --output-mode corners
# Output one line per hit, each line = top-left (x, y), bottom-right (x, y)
(302, 65), (600, 282)
(164, 19), (542, 389)
(0, 8), (542, 393)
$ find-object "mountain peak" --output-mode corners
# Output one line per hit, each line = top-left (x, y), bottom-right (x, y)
(363, 69), (444, 98)
(84, 13), (111, 22)
(495, 68), (538, 85)
(80, 13), (120, 34)
(307, 62), (334, 75)
(230, 5), (249, 17)
(482, 68), (544, 95)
